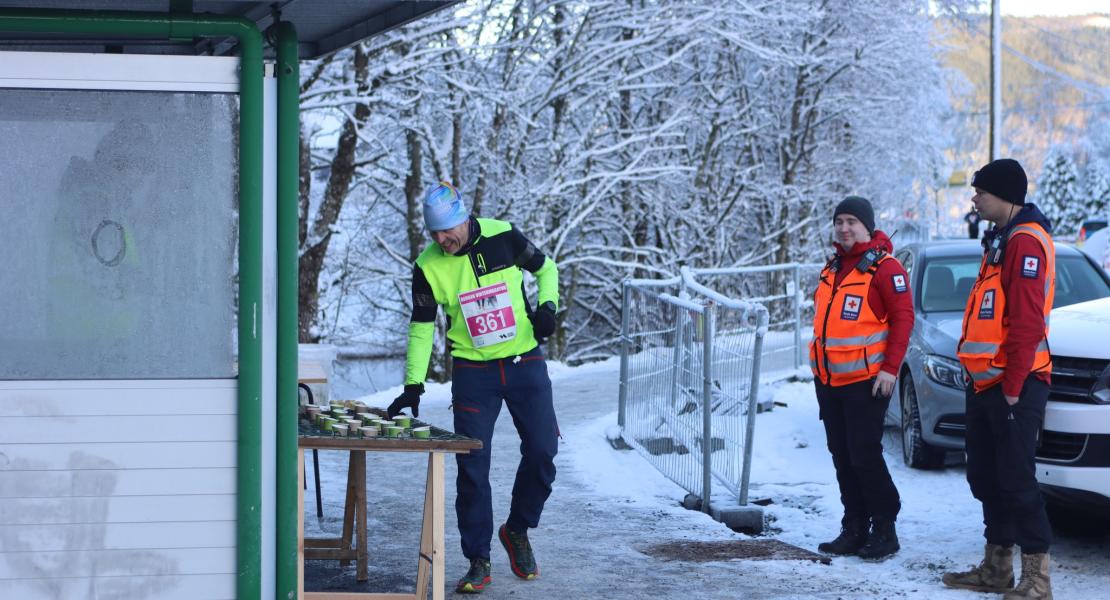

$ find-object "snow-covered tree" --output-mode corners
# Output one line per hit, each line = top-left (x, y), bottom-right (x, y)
(297, 0), (957, 365)
(1084, 161), (1110, 222)
(1036, 149), (1083, 235)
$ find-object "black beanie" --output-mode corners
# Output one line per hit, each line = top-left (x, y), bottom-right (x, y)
(971, 158), (1027, 206)
(833, 196), (875, 233)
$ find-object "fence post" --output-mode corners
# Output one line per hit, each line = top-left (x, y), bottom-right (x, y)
(701, 303), (715, 515)
(668, 306), (686, 411)
(618, 281), (631, 429)
(739, 309), (767, 505)
(793, 264), (802, 371)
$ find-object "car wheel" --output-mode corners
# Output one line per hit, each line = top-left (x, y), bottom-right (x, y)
(900, 372), (946, 469)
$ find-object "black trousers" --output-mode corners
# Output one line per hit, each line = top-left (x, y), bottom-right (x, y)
(816, 379), (901, 521)
(965, 377), (1052, 554)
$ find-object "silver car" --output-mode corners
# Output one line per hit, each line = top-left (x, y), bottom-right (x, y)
(888, 240), (1110, 469)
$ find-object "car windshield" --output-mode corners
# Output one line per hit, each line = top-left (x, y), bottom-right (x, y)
(919, 252), (1110, 313)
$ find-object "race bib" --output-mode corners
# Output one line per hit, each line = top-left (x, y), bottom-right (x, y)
(459, 282), (517, 348)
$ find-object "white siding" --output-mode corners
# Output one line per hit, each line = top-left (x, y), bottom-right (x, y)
(0, 380), (236, 599)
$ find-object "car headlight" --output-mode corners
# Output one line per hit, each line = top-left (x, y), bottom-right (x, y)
(1092, 364), (1110, 405)
(924, 354), (966, 390)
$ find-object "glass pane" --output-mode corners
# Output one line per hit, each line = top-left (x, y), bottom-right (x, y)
(0, 88), (238, 379)
(1054, 255), (1110, 309)
(920, 256), (980, 313)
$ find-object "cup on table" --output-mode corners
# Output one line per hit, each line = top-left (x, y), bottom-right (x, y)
(332, 423), (348, 437)
(377, 419), (394, 433)
(412, 426), (431, 439)
(392, 415), (412, 429)
(359, 426), (379, 438)
(385, 425), (403, 439)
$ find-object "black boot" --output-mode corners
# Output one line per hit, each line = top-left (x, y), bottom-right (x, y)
(817, 516), (869, 555)
(857, 517), (900, 560)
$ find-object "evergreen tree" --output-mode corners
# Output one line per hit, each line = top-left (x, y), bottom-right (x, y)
(1036, 149), (1082, 235)
(1084, 161), (1110, 222)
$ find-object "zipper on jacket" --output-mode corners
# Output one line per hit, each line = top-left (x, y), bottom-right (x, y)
(466, 234), (485, 287)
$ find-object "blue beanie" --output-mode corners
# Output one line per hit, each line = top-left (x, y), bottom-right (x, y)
(423, 182), (468, 231)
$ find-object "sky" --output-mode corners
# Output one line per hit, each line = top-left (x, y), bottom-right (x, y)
(999, 0), (1109, 17)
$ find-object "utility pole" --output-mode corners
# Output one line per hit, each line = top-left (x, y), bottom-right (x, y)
(989, 0), (1001, 160)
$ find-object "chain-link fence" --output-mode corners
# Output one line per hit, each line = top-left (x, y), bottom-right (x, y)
(617, 270), (768, 509)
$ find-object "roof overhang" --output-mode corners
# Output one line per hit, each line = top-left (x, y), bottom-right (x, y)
(0, 1), (460, 58)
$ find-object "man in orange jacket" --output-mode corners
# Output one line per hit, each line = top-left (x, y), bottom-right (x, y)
(810, 196), (913, 561)
(944, 159), (1055, 600)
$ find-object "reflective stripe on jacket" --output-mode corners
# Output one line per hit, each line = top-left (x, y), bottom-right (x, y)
(809, 254), (896, 386)
(957, 223), (1055, 392)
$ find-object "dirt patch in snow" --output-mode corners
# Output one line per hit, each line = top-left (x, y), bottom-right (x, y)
(641, 539), (831, 564)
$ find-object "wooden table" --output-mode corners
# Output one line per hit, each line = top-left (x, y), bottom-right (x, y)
(298, 410), (481, 600)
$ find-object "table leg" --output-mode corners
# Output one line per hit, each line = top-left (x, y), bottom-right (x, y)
(431, 452), (445, 600)
(354, 450), (368, 582)
(341, 451), (357, 567)
(415, 456), (433, 597)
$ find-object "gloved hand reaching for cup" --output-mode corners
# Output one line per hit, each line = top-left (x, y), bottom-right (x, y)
(387, 383), (424, 419)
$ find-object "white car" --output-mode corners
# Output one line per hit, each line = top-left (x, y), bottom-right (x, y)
(1037, 296), (1110, 513)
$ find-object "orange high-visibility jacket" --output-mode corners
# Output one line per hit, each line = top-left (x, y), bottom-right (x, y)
(810, 254), (898, 386)
(957, 223), (1055, 392)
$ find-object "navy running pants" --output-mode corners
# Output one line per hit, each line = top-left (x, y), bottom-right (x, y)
(452, 346), (558, 560)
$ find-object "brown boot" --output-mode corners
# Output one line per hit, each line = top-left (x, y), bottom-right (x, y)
(1003, 553), (1052, 600)
(942, 543), (1015, 592)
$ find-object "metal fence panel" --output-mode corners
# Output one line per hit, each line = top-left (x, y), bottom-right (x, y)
(619, 274), (771, 507)
(689, 264), (822, 379)
(620, 282), (711, 504)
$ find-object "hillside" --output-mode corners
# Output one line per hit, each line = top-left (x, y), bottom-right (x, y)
(942, 13), (1110, 178)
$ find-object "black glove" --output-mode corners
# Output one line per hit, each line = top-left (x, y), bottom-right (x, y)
(387, 383), (424, 419)
(529, 302), (557, 342)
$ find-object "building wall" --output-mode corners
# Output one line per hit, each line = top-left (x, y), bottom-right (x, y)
(0, 379), (236, 600)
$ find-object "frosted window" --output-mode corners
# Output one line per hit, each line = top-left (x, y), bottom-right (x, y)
(0, 89), (237, 379)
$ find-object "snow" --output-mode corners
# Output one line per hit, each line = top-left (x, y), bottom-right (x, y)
(305, 358), (1110, 598)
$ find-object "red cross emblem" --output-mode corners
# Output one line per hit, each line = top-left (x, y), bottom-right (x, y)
(1027, 259), (1035, 268)
(848, 300), (858, 309)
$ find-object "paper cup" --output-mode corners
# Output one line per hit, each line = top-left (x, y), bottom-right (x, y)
(357, 412), (374, 423)
(359, 426), (379, 438)
(305, 406), (320, 420)
(321, 417), (337, 432)
(345, 419), (361, 431)
(392, 415), (412, 429)
(377, 419), (394, 433)
(412, 426), (431, 439)
(385, 425), (403, 438)
(332, 423), (349, 437)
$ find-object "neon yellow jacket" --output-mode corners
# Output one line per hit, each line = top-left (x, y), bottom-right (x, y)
(404, 217), (559, 384)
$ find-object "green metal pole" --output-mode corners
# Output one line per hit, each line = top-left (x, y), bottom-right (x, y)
(275, 20), (301, 600)
(0, 10), (264, 600)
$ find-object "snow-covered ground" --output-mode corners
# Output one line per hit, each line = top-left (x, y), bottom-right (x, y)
(305, 358), (1109, 598)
